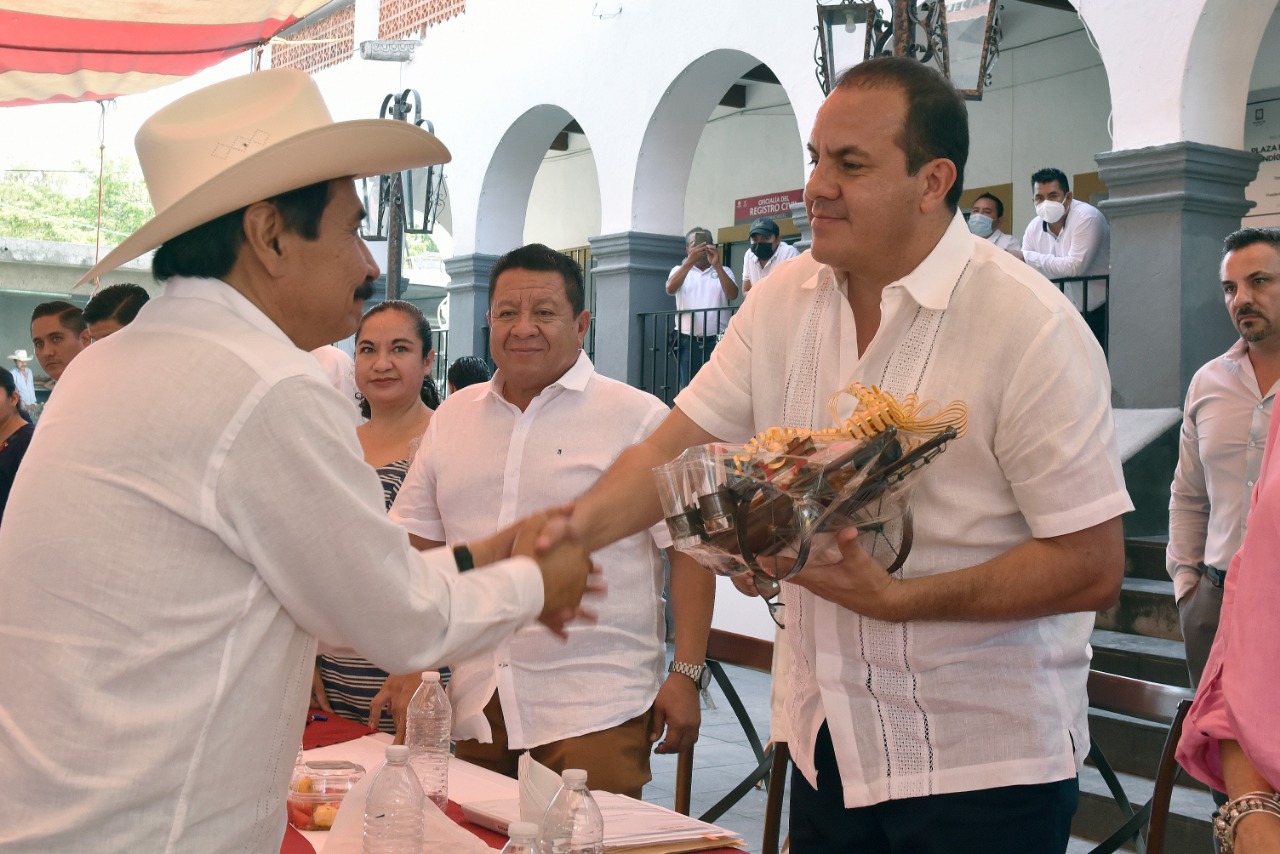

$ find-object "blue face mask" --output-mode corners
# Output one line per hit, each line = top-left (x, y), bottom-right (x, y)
(967, 213), (994, 238)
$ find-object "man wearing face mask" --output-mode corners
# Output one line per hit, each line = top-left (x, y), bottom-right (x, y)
(1009, 167), (1111, 342)
(742, 217), (800, 294)
(967, 192), (1019, 252)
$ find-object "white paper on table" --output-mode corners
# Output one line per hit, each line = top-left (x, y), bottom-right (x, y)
(517, 751), (562, 823)
(458, 791), (744, 849)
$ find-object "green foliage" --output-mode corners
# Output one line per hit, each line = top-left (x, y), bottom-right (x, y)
(406, 232), (440, 256)
(0, 159), (152, 244)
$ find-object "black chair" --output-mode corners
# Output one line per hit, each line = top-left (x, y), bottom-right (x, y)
(1085, 670), (1195, 854)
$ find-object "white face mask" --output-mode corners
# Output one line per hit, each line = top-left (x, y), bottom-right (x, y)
(967, 213), (994, 238)
(1035, 199), (1066, 225)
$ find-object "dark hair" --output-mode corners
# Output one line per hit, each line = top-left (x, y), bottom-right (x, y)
(1223, 227), (1280, 256)
(355, 300), (439, 418)
(488, 243), (586, 315)
(1, 365), (28, 417)
(835, 56), (968, 211)
(974, 192), (1004, 220)
(1031, 168), (1070, 195)
(31, 300), (87, 336)
(84, 283), (150, 327)
(685, 227), (713, 246)
(152, 180), (334, 282)
(447, 355), (491, 391)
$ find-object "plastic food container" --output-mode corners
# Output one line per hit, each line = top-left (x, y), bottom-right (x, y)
(287, 759), (366, 831)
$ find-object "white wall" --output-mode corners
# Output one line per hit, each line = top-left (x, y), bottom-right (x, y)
(523, 136), (602, 249)
(684, 86), (805, 236)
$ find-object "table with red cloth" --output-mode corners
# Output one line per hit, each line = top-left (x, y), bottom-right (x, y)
(283, 710), (744, 853)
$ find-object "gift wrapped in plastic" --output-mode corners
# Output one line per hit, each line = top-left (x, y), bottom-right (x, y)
(652, 383), (967, 588)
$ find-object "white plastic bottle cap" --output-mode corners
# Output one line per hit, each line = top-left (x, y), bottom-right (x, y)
(421, 671), (441, 682)
(561, 769), (588, 786)
(507, 821), (539, 841)
(385, 744), (410, 761)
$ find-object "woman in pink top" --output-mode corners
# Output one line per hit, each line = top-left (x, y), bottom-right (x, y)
(1178, 405), (1280, 852)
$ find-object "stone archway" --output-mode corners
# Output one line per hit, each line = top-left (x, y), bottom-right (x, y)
(473, 103), (581, 255)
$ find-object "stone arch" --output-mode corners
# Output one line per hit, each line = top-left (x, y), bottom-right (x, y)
(631, 49), (808, 235)
(474, 103), (594, 254)
(1077, 0), (1279, 151)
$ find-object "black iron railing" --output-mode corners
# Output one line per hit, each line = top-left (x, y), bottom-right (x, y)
(1050, 275), (1110, 356)
(636, 306), (739, 406)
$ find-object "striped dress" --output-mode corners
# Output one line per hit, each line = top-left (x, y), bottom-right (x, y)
(316, 459), (449, 733)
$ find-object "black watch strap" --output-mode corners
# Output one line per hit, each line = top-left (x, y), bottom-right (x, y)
(453, 544), (475, 572)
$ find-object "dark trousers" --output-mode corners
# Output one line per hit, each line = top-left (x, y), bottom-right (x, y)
(1178, 568), (1224, 688)
(1083, 303), (1107, 350)
(675, 332), (718, 389)
(790, 722), (1079, 854)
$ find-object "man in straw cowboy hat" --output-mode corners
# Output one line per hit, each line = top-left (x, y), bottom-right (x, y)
(7, 348), (36, 410)
(0, 69), (593, 851)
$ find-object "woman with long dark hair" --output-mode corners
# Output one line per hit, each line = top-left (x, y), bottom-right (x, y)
(0, 370), (35, 528)
(315, 300), (439, 735)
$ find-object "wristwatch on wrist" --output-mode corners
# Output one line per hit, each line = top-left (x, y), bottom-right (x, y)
(668, 660), (711, 690)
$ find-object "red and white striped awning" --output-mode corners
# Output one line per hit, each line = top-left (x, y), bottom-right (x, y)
(0, 1), (335, 108)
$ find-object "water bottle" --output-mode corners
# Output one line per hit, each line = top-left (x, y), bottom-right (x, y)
(538, 769), (604, 854)
(502, 820), (540, 854)
(405, 670), (451, 811)
(362, 744), (424, 854)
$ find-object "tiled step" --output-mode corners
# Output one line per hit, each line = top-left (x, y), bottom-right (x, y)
(1124, 536), (1170, 582)
(1089, 627), (1189, 688)
(1073, 766), (1214, 854)
(1087, 706), (1205, 792)
(1096, 578), (1180, 641)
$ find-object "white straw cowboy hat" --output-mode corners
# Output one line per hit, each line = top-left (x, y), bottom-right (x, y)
(78, 68), (450, 285)
(8, 350), (32, 361)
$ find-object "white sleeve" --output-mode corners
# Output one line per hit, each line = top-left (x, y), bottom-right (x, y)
(1020, 212), (1107, 279)
(993, 308), (1133, 537)
(215, 376), (543, 674)
(1166, 378), (1209, 601)
(387, 414), (447, 541)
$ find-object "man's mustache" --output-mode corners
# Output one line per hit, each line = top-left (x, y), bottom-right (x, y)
(355, 280), (375, 301)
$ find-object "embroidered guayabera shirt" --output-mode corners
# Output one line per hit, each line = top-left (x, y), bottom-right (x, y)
(678, 217), (1132, 808)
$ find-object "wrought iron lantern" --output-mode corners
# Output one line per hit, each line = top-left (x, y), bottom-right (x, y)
(815, 0), (1003, 100)
(358, 88), (447, 300)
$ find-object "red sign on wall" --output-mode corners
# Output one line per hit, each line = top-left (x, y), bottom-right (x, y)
(735, 189), (804, 224)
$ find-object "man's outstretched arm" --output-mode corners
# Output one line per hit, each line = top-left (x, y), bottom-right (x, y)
(571, 406), (721, 553)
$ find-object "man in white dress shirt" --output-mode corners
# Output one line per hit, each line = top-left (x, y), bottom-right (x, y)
(1168, 227), (1280, 688)
(389, 243), (714, 796)
(667, 226), (738, 388)
(552, 57), (1131, 853)
(742, 216), (801, 294)
(0, 70), (591, 853)
(966, 192), (1019, 251)
(1010, 167), (1111, 343)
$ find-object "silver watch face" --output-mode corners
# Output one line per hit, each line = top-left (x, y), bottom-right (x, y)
(672, 661), (711, 689)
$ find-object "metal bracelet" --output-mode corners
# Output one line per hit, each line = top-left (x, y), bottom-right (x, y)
(1214, 791), (1280, 853)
